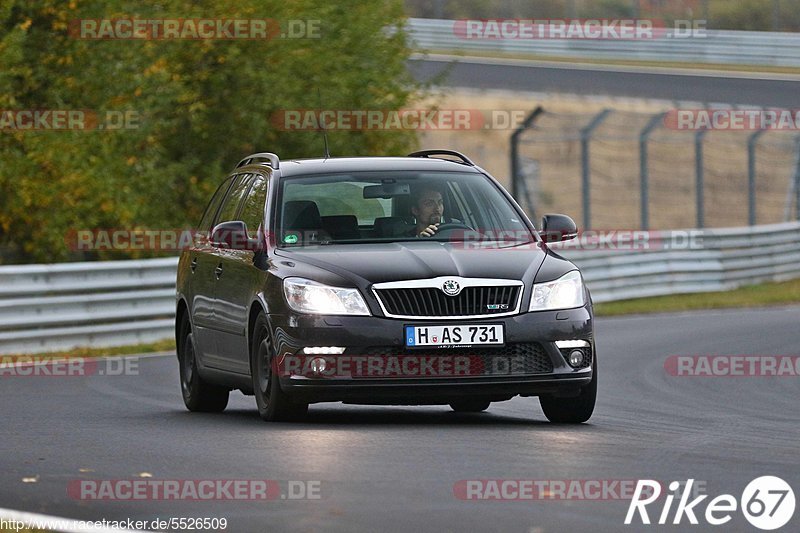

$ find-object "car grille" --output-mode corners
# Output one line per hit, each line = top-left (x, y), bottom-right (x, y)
(346, 343), (553, 377)
(375, 285), (521, 318)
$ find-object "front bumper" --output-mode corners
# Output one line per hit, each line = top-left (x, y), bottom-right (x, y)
(268, 305), (594, 404)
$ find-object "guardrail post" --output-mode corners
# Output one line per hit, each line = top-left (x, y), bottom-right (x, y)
(639, 112), (665, 230)
(695, 129), (708, 229)
(747, 128), (767, 226)
(510, 106), (544, 215)
(581, 109), (612, 230)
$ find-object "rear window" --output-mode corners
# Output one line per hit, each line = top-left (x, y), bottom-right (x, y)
(283, 181), (391, 225)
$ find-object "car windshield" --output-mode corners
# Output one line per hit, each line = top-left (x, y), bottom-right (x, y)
(276, 171), (534, 247)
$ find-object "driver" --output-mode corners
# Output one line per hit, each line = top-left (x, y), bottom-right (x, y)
(410, 186), (444, 238)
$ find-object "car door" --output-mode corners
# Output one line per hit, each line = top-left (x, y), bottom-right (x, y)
(213, 171), (271, 375)
(188, 176), (234, 370)
(206, 173), (256, 373)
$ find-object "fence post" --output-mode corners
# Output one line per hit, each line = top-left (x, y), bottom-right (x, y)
(639, 112), (665, 230)
(580, 109), (612, 230)
(747, 128), (767, 226)
(695, 129), (708, 228)
(510, 106), (544, 214)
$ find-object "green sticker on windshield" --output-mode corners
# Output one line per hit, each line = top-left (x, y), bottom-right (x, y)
(284, 234), (298, 244)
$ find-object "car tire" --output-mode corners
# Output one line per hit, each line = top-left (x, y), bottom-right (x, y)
(539, 358), (597, 423)
(178, 316), (229, 413)
(449, 399), (491, 412)
(251, 313), (308, 422)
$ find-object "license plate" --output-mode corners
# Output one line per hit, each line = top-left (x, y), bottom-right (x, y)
(405, 324), (504, 348)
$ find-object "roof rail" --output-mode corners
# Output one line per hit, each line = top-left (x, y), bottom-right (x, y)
(235, 152), (280, 170)
(407, 150), (475, 166)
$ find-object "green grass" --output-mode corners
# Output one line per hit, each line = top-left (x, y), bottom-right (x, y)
(595, 277), (800, 317)
(4, 338), (175, 360)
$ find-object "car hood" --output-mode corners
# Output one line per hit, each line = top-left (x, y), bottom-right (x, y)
(274, 240), (546, 287)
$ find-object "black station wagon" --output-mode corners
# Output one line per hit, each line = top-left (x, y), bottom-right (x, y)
(175, 150), (596, 422)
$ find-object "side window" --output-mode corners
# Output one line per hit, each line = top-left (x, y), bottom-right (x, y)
(215, 174), (252, 225)
(240, 173), (268, 237)
(198, 177), (234, 233)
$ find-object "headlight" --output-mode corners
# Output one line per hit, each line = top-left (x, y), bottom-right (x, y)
(283, 278), (370, 316)
(529, 271), (585, 312)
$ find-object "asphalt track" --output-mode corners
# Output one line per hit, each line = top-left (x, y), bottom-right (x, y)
(409, 56), (800, 108)
(2, 306), (799, 532)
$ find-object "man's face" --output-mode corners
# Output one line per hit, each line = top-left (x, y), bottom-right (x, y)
(412, 190), (444, 226)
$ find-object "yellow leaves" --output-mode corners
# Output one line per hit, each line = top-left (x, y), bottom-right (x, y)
(189, 176), (198, 184)
(134, 87), (143, 97)
(144, 58), (168, 76)
(217, 55), (226, 64)
(57, 55), (74, 66)
(19, 19), (32, 31)
(126, 156), (137, 166)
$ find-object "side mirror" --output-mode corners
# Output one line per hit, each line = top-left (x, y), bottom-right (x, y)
(211, 221), (259, 251)
(541, 214), (578, 243)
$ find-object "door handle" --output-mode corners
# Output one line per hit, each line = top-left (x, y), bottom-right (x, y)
(190, 257), (198, 273)
(214, 264), (223, 279)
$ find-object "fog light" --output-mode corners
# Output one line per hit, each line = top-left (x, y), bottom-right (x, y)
(309, 357), (327, 374)
(567, 349), (585, 368)
(555, 339), (591, 349)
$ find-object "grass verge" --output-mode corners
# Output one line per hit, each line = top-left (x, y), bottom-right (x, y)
(594, 277), (800, 317)
(3, 338), (175, 360)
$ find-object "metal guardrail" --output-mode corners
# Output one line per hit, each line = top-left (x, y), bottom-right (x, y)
(553, 221), (800, 302)
(0, 258), (177, 355)
(407, 18), (800, 68)
(0, 221), (798, 354)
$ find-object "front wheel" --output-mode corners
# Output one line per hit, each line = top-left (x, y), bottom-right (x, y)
(178, 317), (229, 412)
(251, 313), (308, 422)
(539, 360), (596, 423)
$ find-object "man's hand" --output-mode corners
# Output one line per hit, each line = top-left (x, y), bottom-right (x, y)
(417, 223), (440, 238)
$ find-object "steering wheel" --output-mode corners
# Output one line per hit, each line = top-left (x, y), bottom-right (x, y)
(428, 221), (473, 238)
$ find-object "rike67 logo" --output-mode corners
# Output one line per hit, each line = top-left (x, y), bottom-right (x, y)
(626, 477), (795, 530)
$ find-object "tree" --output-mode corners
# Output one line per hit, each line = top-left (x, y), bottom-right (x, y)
(0, 0), (421, 263)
